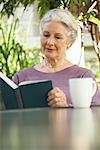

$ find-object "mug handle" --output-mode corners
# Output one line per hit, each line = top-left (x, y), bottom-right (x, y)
(91, 80), (97, 97)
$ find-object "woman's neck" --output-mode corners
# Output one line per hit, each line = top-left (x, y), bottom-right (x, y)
(40, 58), (73, 72)
(44, 58), (66, 68)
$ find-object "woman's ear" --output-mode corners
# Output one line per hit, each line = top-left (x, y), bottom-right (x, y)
(66, 39), (72, 49)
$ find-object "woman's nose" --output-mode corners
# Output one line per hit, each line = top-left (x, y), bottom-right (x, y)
(47, 37), (55, 46)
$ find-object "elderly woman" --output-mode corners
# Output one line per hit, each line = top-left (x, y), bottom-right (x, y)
(13, 8), (100, 107)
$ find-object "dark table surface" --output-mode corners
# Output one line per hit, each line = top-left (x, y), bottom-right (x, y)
(0, 107), (100, 150)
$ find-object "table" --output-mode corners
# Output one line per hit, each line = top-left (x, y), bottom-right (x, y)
(0, 107), (100, 150)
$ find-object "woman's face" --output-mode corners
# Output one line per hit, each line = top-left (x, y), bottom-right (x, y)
(40, 21), (70, 60)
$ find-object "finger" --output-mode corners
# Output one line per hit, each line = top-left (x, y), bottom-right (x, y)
(51, 102), (63, 107)
(48, 92), (61, 101)
(49, 100), (68, 107)
(48, 87), (61, 96)
(49, 100), (65, 107)
(48, 97), (62, 106)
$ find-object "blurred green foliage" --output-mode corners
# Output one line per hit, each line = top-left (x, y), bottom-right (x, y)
(0, 16), (41, 79)
(85, 62), (100, 82)
(84, 48), (100, 82)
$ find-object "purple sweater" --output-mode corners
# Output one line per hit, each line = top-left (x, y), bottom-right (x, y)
(13, 65), (100, 106)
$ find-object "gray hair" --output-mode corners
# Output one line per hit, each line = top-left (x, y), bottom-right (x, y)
(40, 8), (78, 45)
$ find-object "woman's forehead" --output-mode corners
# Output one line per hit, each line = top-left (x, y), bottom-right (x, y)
(42, 21), (68, 32)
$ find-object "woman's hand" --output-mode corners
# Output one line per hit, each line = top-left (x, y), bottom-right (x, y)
(47, 87), (68, 107)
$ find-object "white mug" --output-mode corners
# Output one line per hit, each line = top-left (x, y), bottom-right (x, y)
(69, 78), (97, 108)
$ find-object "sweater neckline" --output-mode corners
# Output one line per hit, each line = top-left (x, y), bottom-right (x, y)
(32, 65), (77, 74)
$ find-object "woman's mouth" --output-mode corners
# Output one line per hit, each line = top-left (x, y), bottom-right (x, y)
(46, 48), (56, 51)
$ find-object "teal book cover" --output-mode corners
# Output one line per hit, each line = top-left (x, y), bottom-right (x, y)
(0, 78), (19, 109)
(0, 72), (53, 109)
(19, 80), (52, 108)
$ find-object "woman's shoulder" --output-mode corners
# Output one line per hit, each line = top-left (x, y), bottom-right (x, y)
(73, 65), (92, 72)
(15, 66), (33, 75)
(66, 65), (94, 78)
(64, 65), (91, 72)
(13, 66), (35, 84)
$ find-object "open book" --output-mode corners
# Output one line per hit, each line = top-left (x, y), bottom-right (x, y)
(0, 72), (53, 110)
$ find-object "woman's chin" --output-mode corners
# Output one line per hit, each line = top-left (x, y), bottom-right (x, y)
(46, 55), (57, 60)
(45, 52), (57, 58)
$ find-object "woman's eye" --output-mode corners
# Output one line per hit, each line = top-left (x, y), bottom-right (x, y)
(56, 36), (62, 39)
(43, 34), (49, 37)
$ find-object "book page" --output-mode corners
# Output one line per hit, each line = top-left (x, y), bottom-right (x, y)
(19, 80), (51, 86)
(0, 72), (18, 89)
